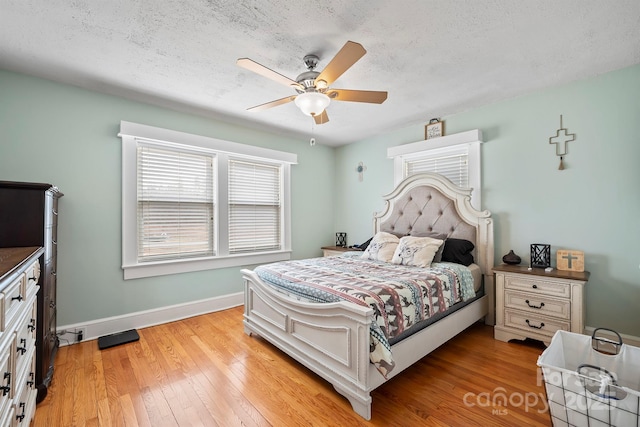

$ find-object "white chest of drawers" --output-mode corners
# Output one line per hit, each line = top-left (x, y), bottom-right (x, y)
(493, 264), (589, 345)
(0, 247), (42, 427)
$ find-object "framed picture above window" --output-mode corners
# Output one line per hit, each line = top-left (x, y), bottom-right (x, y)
(425, 118), (444, 140)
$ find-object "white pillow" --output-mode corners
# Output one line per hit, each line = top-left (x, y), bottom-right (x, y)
(391, 236), (444, 268)
(361, 232), (399, 263)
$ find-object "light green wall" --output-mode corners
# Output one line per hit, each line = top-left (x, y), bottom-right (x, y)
(0, 69), (336, 325)
(335, 63), (640, 336)
(2, 64), (638, 336)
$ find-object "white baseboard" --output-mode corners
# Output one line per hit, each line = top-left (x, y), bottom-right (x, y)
(584, 326), (640, 348)
(57, 292), (244, 346)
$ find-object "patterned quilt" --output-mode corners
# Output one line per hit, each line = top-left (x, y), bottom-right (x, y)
(254, 252), (475, 377)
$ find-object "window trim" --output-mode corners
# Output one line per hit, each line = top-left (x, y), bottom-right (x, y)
(388, 129), (483, 209)
(119, 121), (297, 280)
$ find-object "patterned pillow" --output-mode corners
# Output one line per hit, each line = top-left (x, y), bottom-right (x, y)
(410, 231), (448, 262)
(361, 232), (400, 262)
(391, 236), (444, 268)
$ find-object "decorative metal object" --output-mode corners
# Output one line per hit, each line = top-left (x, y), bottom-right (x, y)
(502, 250), (522, 265)
(356, 161), (367, 182)
(530, 244), (551, 268)
(335, 232), (347, 247)
(548, 115), (576, 170)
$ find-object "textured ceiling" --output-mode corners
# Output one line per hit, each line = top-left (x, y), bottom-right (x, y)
(1, 1), (639, 146)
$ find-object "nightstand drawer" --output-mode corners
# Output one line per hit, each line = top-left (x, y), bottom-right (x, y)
(504, 290), (570, 320)
(504, 309), (570, 338)
(504, 275), (570, 299)
(321, 246), (361, 257)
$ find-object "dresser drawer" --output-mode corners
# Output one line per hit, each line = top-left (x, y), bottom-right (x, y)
(14, 311), (36, 380)
(0, 407), (14, 427)
(504, 275), (570, 299)
(0, 341), (11, 418)
(0, 274), (26, 331)
(13, 358), (37, 426)
(504, 290), (571, 320)
(24, 261), (40, 290)
(504, 309), (570, 338)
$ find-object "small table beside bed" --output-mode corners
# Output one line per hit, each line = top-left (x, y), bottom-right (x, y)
(241, 172), (494, 420)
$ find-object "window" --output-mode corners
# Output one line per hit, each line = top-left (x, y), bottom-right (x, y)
(228, 160), (281, 254)
(404, 145), (469, 188)
(137, 145), (215, 261)
(388, 129), (483, 209)
(120, 121), (297, 279)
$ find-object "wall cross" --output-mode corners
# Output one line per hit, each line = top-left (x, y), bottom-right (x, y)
(548, 115), (576, 170)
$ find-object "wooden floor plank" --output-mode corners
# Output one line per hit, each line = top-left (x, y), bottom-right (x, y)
(35, 306), (552, 426)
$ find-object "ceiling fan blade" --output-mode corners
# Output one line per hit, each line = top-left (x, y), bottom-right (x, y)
(315, 41), (366, 87)
(247, 95), (297, 112)
(237, 58), (303, 90)
(327, 89), (387, 104)
(313, 110), (329, 125)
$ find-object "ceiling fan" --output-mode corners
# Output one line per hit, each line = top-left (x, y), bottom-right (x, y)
(237, 41), (387, 125)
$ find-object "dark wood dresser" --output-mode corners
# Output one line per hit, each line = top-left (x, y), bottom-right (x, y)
(0, 181), (63, 402)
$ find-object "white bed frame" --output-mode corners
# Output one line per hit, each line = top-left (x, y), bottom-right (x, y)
(242, 173), (494, 420)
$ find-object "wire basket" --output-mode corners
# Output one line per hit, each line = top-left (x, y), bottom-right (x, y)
(537, 328), (640, 426)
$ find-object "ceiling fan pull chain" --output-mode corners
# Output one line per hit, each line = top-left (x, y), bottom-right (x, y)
(310, 121), (316, 146)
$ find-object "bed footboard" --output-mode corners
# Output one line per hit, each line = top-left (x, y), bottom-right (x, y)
(242, 268), (377, 420)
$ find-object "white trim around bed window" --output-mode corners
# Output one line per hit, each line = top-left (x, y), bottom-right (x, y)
(388, 129), (483, 209)
(119, 121), (297, 280)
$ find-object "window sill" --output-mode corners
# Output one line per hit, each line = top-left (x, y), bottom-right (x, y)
(122, 251), (292, 280)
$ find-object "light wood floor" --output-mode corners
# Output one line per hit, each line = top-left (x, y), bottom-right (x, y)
(34, 306), (552, 426)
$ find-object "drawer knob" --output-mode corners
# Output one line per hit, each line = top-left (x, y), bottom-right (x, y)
(525, 300), (545, 309)
(1, 372), (10, 396)
(17, 338), (27, 355)
(532, 284), (538, 289)
(525, 319), (545, 329)
(27, 372), (35, 387)
(16, 402), (26, 422)
(11, 294), (23, 302)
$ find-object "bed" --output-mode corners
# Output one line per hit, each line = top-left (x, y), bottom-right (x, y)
(241, 172), (494, 420)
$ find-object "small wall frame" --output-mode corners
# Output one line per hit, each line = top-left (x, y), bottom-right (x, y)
(425, 119), (444, 140)
(530, 244), (551, 268)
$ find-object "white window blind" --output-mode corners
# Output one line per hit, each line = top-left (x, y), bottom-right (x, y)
(389, 130), (483, 209)
(137, 145), (215, 262)
(228, 159), (281, 254)
(405, 145), (469, 188)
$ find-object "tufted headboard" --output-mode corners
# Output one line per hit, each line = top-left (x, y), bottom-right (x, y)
(379, 183), (476, 245)
(373, 173), (495, 322)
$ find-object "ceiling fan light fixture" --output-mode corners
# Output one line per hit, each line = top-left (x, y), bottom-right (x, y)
(295, 91), (330, 116)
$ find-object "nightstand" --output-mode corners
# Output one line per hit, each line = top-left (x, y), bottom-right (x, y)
(493, 264), (589, 345)
(321, 246), (360, 257)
